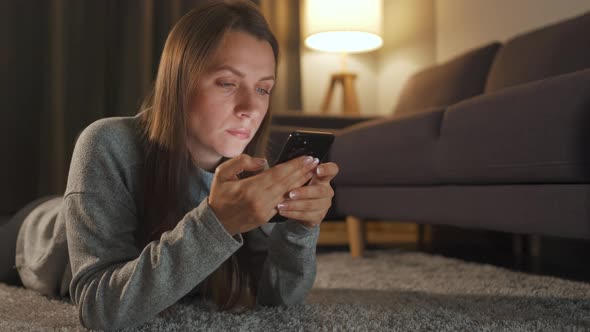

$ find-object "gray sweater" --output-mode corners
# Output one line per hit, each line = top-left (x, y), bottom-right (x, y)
(15, 113), (320, 330)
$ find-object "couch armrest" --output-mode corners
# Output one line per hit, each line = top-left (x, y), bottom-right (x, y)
(439, 68), (590, 183)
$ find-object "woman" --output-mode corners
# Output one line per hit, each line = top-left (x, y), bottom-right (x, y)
(0, 1), (339, 330)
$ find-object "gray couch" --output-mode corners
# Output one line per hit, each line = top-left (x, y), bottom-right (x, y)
(273, 11), (590, 257)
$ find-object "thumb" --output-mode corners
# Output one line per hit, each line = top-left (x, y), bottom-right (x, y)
(214, 154), (267, 181)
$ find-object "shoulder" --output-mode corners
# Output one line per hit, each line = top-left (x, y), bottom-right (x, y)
(67, 114), (145, 196)
(73, 114), (145, 169)
(77, 115), (143, 156)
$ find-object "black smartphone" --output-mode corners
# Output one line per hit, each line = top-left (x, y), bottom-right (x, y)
(269, 130), (335, 223)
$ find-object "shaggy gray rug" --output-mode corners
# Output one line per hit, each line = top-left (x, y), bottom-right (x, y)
(1, 249), (590, 331)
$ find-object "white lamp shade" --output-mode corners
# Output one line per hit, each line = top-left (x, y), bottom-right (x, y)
(303, 0), (383, 53)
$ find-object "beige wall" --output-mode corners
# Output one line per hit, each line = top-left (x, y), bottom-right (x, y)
(436, 0), (590, 62)
(300, 0), (436, 115)
(377, 0), (435, 116)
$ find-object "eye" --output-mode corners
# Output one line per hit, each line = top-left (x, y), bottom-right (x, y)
(218, 81), (237, 89)
(256, 87), (271, 96)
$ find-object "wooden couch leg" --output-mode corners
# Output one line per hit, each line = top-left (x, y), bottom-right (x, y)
(528, 234), (542, 273)
(512, 234), (525, 269)
(346, 216), (365, 257)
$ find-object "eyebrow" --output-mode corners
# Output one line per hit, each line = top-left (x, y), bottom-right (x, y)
(214, 65), (275, 82)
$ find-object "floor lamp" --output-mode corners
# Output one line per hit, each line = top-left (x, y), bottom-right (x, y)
(303, 0), (383, 115)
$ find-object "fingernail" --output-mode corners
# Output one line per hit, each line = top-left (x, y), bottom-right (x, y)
(316, 166), (322, 176)
(256, 158), (267, 165)
(313, 158), (319, 165)
(303, 156), (314, 165)
(289, 191), (298, 199)
(277, 203), (287, 210)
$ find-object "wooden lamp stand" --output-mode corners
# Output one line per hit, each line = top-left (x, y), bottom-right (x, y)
(320, 72), (360, 115)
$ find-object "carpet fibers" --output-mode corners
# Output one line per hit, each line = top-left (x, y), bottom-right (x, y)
(1, 249), (590, 331)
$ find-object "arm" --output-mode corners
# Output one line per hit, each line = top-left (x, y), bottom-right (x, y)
(65, 193), (242, 331)
(243, 220), (319, 306)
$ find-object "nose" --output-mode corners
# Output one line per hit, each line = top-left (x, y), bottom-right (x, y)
(235, 87), (261, 119)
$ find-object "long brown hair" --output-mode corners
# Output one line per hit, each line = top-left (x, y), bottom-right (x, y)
(136, 0), (278, 311)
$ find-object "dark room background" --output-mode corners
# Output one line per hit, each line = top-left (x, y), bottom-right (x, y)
(1, 0), (301, 215)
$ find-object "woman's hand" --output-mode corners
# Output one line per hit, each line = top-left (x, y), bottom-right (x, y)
(275, 162), (339, 228)
(208, 154), (320, 236)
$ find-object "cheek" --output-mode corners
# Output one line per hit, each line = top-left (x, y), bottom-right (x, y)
(188, 94), (226, 127)
(255, 110), (268, 129)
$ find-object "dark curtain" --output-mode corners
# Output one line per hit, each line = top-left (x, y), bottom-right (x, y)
(1, 0), (206, 214)
(1, 0), (301, 215)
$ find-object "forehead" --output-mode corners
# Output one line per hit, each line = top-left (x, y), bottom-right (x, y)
(207, 30), (275, 72)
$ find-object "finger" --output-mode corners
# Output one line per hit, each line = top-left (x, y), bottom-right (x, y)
(246, 155), (319, 194)
(270, 169), (316, 205)
(215, 154), (267, 181)
(244, 168), (315, 217)
(313, 162), (339, 182)
(287, 183), (333, 201)
(277, 197), (331, 213)
(268, 156), (319, 191)
(275, 156), (321, 193)
(276, 209), (325, 225)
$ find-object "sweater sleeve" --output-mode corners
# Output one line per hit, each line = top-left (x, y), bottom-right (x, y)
(244, 220), (320, 306)
(64, 192), (242, 331)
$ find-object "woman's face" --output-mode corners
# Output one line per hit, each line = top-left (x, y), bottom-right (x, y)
(187, 30), (275, 171)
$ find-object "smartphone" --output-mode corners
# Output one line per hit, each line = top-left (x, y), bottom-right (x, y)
(269, 130), (335, 223)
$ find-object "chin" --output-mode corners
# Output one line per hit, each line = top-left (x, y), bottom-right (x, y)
(219, 145), (248, 158)
(216, 135), (253, 158)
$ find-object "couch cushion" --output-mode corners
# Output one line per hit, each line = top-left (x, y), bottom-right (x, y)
(331, 109), (445, 186)
(393, 42), (500, 118)
(439, 68), (590, 184)
(485, 11), (590, 92)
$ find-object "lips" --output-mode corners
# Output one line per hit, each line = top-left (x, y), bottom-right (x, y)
(227, 128), (251, 140)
